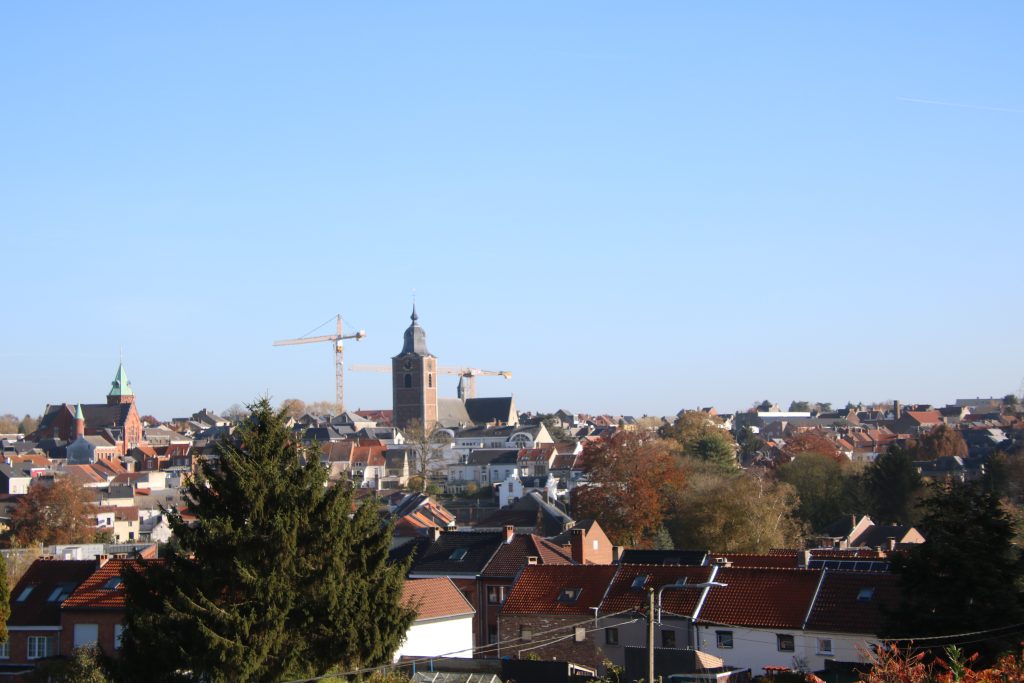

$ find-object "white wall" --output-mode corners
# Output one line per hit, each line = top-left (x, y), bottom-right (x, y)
(394, 615), (474, 661)
(694, 625), (878, 674)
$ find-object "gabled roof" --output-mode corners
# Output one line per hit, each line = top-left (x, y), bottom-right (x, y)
(476, 492), (573, 536)
(464, 397), (517, 427)
(481, 534), (572, 578)
(697, 567), (821, 629)
(466, 449), (519, 466)
(600, 565), (714, 617)
(803, 570), (899, 635)
(62, 558), (149, 610)
(409, 531), (505, 576)
(403, 577), (475, 621)
(501, 564), (619, 616)
(7, 559), (97, 626)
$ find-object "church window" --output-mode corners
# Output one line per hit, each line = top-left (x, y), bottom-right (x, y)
(404, 374), (412, 389)
(428, 374), (433, 388)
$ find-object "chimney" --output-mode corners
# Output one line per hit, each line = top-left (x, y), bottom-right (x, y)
(504, 525), (515, 544)
(527, 556), (539, 565)
(95, 554), (109, 568)
(570, 528), (585, 564)
(428, 526), (442, 541)
(612, 546), (625, 563)
(887, 538), (897, 551)
(894, 401), (902, 420)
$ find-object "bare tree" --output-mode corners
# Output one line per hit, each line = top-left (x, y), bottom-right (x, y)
(402, 419), (450, 492)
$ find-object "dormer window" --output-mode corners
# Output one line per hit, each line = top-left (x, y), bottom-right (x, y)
(449, 548), (468, 561)
(557, 587), (582, 604)
(630, 575), (649, 591)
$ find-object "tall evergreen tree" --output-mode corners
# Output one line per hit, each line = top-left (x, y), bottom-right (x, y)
(886, 481), (1023, 645)
(120, 399), (414, 682)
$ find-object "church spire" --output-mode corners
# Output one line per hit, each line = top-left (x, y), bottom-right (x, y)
(107, 362), (135, 405)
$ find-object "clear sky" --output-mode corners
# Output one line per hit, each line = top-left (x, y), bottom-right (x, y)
(3, 3), (1022, 420)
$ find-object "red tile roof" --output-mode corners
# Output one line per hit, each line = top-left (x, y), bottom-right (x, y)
(804, 570), (899, 635)
(717, 552), (801, 568)
(601, 565), (714, 617)
(698, 567), (821, 629)
(501, 565), (619, 616)
(62, 558), (150, 610)
(481, 534), (572, 577)
(402, 577), (475, 620)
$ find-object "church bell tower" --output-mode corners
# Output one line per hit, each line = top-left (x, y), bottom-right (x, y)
(392, 306), (438, 431)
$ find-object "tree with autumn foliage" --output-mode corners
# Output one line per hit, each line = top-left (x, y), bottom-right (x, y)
(573, 432), (685, 547)
(10, 478), (96, 546)
(780, 429), (842, 463)
(906, 424), (968, 461)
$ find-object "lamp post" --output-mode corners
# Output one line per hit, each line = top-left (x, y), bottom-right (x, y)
(648, 579), (728, 683)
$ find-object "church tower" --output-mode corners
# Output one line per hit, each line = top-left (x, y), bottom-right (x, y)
(392, 306), (438, 432)
(107, 362), (135, 405)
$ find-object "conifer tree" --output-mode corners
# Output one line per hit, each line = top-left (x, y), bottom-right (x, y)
(120, 398), (414, 682)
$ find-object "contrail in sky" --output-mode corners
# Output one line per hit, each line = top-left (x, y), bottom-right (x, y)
(897, 96), (1024, 114)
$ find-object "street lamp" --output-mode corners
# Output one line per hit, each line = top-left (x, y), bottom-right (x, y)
(648, 579), (728, 683)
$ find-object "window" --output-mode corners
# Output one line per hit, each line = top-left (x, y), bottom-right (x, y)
(661, 630), (677, 648)
(16, 586), (34, 602)
(716, 631), (734, 649)
(428, 374), (433, 388)
(557, 587), (582, 604)
(27, 636), (50, 659)
(448, 548), (468, 561)
(115, 624), (125, 650)
(487, 624), (498, 644)
(103, 577), (124, 590)
(74, 623), (99, 648)
(487, 585), (508, 604)
(857, 587), (875, 602)
(817, 638), (833, 655)
(777, 634), (795, 652)
(0, 640), (9, 658)
(519, 626), (532, 642)
(605, 627), (619, 645)
(630, 575), (649, 591)
(404, 374), (412, 389)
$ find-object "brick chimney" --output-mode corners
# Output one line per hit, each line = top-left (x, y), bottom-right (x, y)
(428, 526), (442, 541)
(504, 525), (515, 544)
(570, 528), (585, 564)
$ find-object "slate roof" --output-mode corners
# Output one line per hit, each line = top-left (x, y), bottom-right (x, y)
(501, 564), (619, 616)
(80, 403), (134, 430)
(601, 565), (714, 617)
(803, 570), (899, 635)
(402, 577), (475, 621)
(617, 549), (709, 566)
(476, 492), (573, 536)
(717, 552), (801, 568)
(408, 531), (505, 577)
(8, 559), (97, 626)
(466, 449), (519, 466)
(698, 567), (821, 629)
(437, 399), (473, 429)
(464, 398), (516, 426)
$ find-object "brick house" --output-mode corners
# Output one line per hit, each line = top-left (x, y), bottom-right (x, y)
(4, 559), (97, 668)
(59, 558), (144, 657)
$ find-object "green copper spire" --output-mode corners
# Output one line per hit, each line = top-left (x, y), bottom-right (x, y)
(75, 403), (85, 420)
(108, 362), (134, 397)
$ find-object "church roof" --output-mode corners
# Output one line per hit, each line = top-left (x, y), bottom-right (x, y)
(464, 397), (517, 426)
(396, 306), (432, 357)
(107, 362), (134, 398)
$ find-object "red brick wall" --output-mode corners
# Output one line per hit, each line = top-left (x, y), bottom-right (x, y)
(497, 613), (608, 670)
(61, 610), (125, 657)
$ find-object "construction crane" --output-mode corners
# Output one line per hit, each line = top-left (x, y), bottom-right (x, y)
(349, 365), (512, 400)
(273, 315), (366, 413)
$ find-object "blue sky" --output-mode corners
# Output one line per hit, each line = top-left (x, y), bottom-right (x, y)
(3, 3), (1022, 420)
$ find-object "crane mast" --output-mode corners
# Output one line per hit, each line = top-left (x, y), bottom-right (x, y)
(273, 314), (366, 413)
